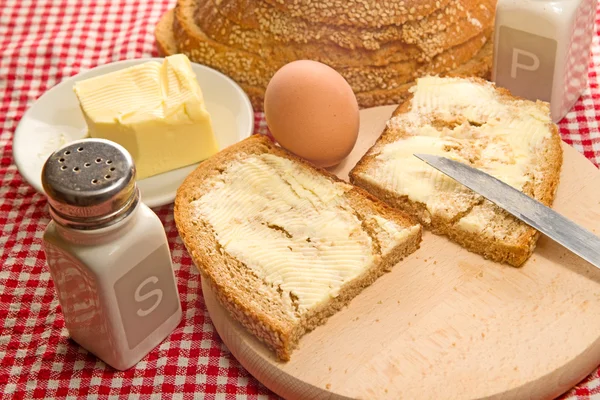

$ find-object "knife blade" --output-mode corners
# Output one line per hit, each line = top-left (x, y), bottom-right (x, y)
(414, 154), (600, 268)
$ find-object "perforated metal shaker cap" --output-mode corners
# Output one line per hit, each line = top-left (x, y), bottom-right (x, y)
(41, 138), (139, 229)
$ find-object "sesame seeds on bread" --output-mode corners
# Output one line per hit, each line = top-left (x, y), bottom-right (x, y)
(261, 0), (454, 28)
(174, 135), (422, 360)
(349, 76), (563, 267)
(198, 0), (494, 59)
(176, 0), (490, 93)
(155, 0), (495, 110)
(155, 7), (493, 111)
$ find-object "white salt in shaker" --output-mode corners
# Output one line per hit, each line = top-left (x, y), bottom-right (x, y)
(492, 0), (597, 122)
(41, 138), (182, 371)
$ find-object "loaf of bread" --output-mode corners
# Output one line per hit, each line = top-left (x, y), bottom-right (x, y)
(350, 76), (563, 267)
(174, 135), (422, 360)
(174, 0), (490, 92)
(154, 6), (494, 110)
(261, 0), (454, 28)
(197, 0), (495, 60)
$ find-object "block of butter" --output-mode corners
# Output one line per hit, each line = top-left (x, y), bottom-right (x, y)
(73, 54), (219, 180)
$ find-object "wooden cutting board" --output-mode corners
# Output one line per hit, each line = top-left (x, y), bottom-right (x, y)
(201, 106), (600, 400)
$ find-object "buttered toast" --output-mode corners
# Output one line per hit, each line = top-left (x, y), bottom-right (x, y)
(174, 135), (422, 360)
(350, 76), (563, 267)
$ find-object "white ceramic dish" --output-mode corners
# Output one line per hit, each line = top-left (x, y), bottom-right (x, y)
(13, 58), (254, 208)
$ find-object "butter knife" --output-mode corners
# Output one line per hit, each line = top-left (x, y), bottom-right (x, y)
(414, 154), (600, 268)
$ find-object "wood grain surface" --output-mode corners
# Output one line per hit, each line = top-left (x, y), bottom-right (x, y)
(201, 106), (600, 400)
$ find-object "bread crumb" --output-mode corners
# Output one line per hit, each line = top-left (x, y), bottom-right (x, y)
(478, 271), (483, 277)
(398, 300), (401, 304)
(452, 342), (456, 347)
(434, 260), (437, 265)
(385, 389), (389, 393)
(376, 319), (380, 322)
(453, 286), (457, 291)
(326, 384), (331, 390)
(329, 366), (332, 371)
(514, 367), (518, 371)
(345, 369), (348, 374)
(482, 332), (485, 338)
(377, 300), (383, 304)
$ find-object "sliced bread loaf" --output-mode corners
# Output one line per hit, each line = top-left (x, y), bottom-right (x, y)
(175, 0), (489, 93)
(350, 76), (563, 267)
(154, 8), (493, 110)
(174, 135), (422, 360)
(198, 0), (494, 59)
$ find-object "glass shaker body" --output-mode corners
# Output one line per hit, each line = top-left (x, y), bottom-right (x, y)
(41, 138), (182, 371)
(43, 201), (182, 370)
(492, 0), (597, 122)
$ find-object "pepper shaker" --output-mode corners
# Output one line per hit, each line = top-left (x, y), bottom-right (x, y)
(41, 138), (182, 371)
(492, 0), (597, 122)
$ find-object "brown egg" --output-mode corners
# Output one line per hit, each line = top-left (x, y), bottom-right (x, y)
(264, 60), (360, 168)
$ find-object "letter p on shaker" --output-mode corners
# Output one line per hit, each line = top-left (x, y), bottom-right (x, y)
(493, 0), (597, 122)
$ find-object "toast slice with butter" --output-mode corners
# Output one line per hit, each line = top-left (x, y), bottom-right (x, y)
(174, 135), (422, 361)
(350, 76), (563, 267)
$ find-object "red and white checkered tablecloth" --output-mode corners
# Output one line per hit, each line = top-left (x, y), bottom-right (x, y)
(1, 1), (600, 399)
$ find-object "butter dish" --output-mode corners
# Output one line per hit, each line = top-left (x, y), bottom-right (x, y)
(14, 58), (254, 208)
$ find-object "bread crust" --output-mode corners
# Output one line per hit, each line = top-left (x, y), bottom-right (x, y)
(155, 2), (493, 110)
(174, 0), (489, 93)
(198, 0), (494, 59)
(205, 39), (492, 111)
(349, 78), (563, 267)
(261, 0), (454, 28)
(155, 9), (177, 57)
(175, 135), (422, 360)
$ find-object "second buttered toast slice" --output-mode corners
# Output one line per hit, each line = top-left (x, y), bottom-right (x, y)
(350, 76), (563, 267)
(174, 135), (422, 361)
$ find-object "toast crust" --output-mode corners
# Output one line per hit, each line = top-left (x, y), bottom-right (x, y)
(175, 135), (422, 360)
(349, 78), (563, 267)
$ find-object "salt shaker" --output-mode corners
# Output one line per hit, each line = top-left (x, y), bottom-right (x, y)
(492, 0), (597, 122)
(41, 138), (182, 371)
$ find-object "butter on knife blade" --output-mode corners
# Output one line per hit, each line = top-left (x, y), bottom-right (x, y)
(414, 153), (600, 268)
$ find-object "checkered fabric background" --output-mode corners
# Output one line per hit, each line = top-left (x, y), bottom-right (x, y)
(0, 1), (599, 399)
